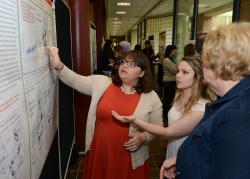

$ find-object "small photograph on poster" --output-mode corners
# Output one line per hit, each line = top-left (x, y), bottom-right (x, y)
(158, 31), (166, 62)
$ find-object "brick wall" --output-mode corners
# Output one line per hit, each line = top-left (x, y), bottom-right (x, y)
(240, 0), (250, 21)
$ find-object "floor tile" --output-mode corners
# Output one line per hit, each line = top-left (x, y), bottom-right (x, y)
(66, 138), (167, 179)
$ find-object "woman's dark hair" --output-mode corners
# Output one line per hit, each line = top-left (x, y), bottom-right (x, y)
(195, 34), (206, 56)
(184, 43), (195, 57)
(144, 40), (150, 45)
(164, 45), (177, 58)
(134, 44), (141, 51)
(112, 50), (153, 93)
(103, 39), (113, 49)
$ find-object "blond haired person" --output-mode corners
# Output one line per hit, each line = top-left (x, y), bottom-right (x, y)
(160, 23), (250, 179)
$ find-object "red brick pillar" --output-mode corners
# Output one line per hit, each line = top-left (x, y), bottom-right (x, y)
(68, 0), (91, 149)
(94, 0), (106, 72)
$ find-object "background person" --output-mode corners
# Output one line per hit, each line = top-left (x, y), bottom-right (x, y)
(142, 40), (156, 72)
(162, 45), (177, 115)
(48, 48), (163, 179)
(101, 39), (115, 74)
(194, 34), (206, 56)
(134, 44), (142, 51)
(183, 43), (195, 57)
(116, 40), (132, 61)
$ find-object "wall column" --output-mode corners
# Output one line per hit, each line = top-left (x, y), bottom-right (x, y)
(68, 0), (91, 149)
(240, 0), (250, 21)
(93, 0), (106, 72)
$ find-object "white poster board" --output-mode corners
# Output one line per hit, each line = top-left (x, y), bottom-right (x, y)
(0, 0), (58, 178)
(89, 25), (97, 74)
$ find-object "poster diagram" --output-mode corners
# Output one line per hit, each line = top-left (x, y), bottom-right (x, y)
(0, 0), (58, 178)
(0, 119), (27, 179)
(158, 31), (166, 62)
(19, 0), (58, 178)
(0, 0), (30, 178)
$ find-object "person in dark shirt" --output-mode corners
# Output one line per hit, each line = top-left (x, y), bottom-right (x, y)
(134, 44), (142, 51)
(142, 40), (155, 72)
(183, 43), (195, 57)
(101, 39), (115, 72)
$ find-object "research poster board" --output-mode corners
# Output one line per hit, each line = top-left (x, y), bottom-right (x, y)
(90, 25), (97, 74)
(0, 0), (58, 178)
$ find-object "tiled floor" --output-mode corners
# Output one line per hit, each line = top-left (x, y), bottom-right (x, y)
(66, 138), (167, 179)
(149, 139), (168, 179)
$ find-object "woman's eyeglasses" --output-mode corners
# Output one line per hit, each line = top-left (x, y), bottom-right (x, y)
(118, 60), (141, 68)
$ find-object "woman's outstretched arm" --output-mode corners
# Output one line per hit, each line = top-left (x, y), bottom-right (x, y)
(112, 110), (204, 140)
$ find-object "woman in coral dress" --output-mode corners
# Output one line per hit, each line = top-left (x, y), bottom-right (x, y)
(49, 48), (163, 179)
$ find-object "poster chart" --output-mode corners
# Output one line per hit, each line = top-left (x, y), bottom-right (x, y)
(158, 31), (166, 62)
(90, 26), (97, 74)
(0, 0), (58, 178)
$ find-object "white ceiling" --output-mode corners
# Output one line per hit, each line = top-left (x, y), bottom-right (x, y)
(105, 0), (233, 37)
(105, 0), (167, 36)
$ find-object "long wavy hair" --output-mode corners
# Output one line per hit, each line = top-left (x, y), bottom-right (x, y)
(174, 56), (216, 115)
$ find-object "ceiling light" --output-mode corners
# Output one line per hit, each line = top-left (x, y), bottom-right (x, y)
(113, 21), (122, 24)
(117, 2), (131, 6)
(178, 13), (186, 16)
(198, 4), (209, 8)
(114, 17), (119, 20)
(218, 11), (233, 17)
(116, 11), (127, 14)
(191, 4), (209, 8)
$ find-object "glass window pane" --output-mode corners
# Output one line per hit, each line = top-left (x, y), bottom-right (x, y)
(144, 0), (174, 57)
(176, 0), (194, 61)
(197, 0), (233, 36)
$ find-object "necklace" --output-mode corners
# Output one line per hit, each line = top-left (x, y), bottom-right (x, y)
(120, 86), (136, 95)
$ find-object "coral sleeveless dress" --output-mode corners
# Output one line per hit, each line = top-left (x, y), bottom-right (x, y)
(82, 84), (150, 179)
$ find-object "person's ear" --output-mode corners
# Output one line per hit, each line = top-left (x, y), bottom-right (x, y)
(139, 71), (145, 78)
